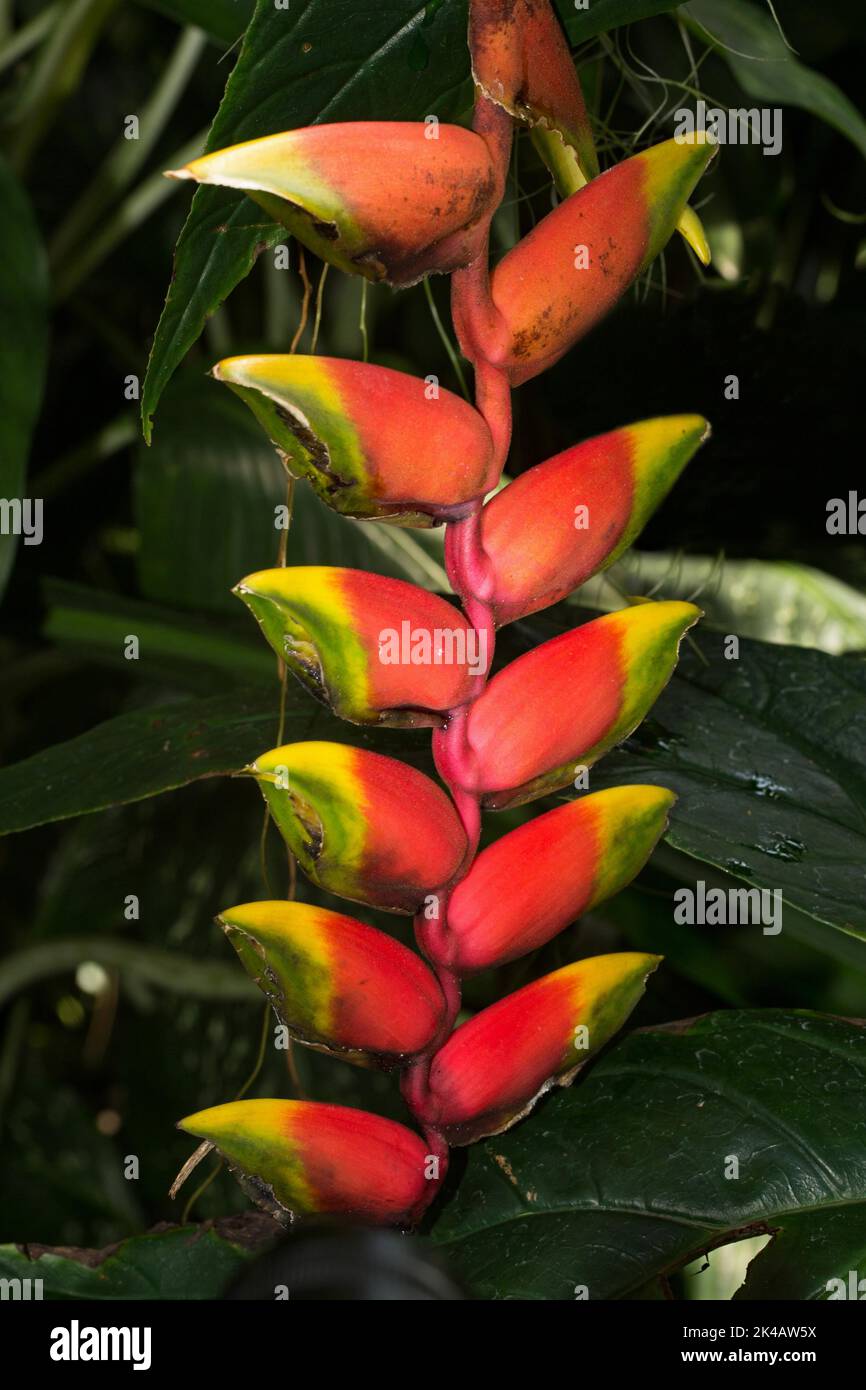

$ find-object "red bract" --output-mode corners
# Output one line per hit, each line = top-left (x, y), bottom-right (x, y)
(248, 742), (468, 912)
(475, 416), (710, 626)
(169, 122), (503, 286)
(418, 954), (661, 1145)
(454, 134), (717, 385)
(220, 901), (445, 1064)
(214, 355), (496, 525)
(458, 602), (700, 808)
(170, 0), (712, 1232)
(179, 1100), (431, 1225)
(236, 566), (482, 726)
(441, 787), (676, 972)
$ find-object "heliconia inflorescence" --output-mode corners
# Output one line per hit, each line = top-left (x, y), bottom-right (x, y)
(169, 0), (716, 1228)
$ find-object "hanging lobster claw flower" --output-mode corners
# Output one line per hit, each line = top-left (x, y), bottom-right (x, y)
(214, 355), (496, 527)
(235, 566), (482, 727)
(247, 742), (467, 912)
(462, 601), (700, 809)
(462, 133), (717, 385)
(441, 786), (675, 972)
(469, 0), (598, 182)
(167, 122), (502, 286)
(178, 1099), (431, 1225)
(418, 953), (660, 1145)
(478, 416), (710, 626)
(219, 900), (444, 1065)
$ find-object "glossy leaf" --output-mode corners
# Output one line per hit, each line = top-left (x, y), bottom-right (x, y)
(431, 1011), (866, 1299)
(420, 953), (659, 1144)
(214, 355), (495, 526)
(0, 1218), (265, 1300)
(0, 689), (310, 835)
(569, 620), (866, 947)
(479, 415), (710, 626)
(236, 566), (478, 727)
(179, 1099), (430, 1224)
(248, 741), (467, 912)
(443, 786), (675, 971)
(219, 899), (444, 1064)
(463, 601), (700, 808)
(136, 0), (255, 45)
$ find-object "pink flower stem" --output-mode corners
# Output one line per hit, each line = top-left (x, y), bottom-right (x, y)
(401, 382), (512, 1227)
(399, 75), (517, 1226)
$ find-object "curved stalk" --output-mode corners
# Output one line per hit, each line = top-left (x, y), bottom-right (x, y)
(397, 94), (515, 1217)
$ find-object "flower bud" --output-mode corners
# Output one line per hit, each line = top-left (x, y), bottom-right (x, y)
(248, 742), (467, 912)
(219, 900), (444, 1065)
(443, 786), (675, 972)
(419, 953), (660, 1144)
(470, 0), (598, 182)
(464, 601), (700, 808)
(235, 566), (480, 727)
(167, 122), (502, 285)
(479, 416), (710, 626)
(214, 354), (496, 526)
(178, 1099), (430, 1224)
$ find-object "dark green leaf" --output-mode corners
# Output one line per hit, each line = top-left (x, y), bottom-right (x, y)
(43, 578), (274, 687)
(684, 0), (866, 161)
(734, 1208), (866, 1300)
(136, 0), (255, 45)
(519, 609), (866, 947)
(603, 636), (866, 944)
(134, 376), (447, 614)
(0, 1216), (277, 1299)
(557, 0), (684, 43)
(141, 0), (474, 440)
(135, 375), (288, 614)
(0, 685), (431, 835)
(0, 155), (49, 600)
(0, 688), (314, 835)
(431, 1010), (866, 1299)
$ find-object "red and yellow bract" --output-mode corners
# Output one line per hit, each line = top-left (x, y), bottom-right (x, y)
(169, 122), (503, 286)
(419, 954), (661, 1145)
(179, 1099), (431, 1224)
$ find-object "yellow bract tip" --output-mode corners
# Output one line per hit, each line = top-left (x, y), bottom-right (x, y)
(677, 205), (712, 266)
